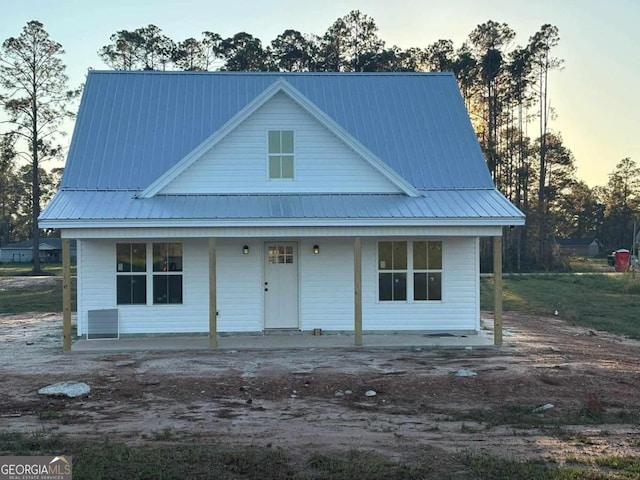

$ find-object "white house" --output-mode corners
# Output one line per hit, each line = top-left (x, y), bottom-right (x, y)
(39, 71), (524, 349)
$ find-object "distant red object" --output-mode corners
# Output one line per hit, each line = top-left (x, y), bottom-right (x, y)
(614, 249), (630, 272)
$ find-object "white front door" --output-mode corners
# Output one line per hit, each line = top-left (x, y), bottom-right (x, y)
(264, 243), (299, 329)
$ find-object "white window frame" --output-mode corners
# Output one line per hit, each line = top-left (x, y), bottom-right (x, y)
(377, 240), (443, 303)
(412, 241), (443, 302)
(115, 242), (184, 306)
(152, 242), (184, 305)
(267, 129), (295, 180)
(377, 241), (408, 302)
(116, 243), (147, 305)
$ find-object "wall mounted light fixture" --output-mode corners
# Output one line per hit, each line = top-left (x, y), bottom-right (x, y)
(313, 245), (320, 254)
(242, 245), (250, 255)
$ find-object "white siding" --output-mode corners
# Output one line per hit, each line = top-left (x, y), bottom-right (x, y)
(161, 92), (400, 195)
(216, 239), (263, 332)
(76, 240), (84, 334)
(76, 239), (114, 336)
(362, 237), (479, 332)
(299, 238), (353, 330)
(77, 238), (210, 335)
(76, 236), (479, 336)
(300, 237), (479, 333)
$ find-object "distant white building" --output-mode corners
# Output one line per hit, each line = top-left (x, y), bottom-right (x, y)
(0, 238), (76, 263)
(39, 71), (524, 341)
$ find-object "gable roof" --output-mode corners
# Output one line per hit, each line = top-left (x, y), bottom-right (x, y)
(41, 71), (525, 229)
(60, 71), (494, 191)
(141, 78), (417, 197)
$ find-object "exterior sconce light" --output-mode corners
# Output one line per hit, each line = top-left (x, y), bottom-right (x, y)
(313, 245), (320, 254)
(242, 245), (249, 255)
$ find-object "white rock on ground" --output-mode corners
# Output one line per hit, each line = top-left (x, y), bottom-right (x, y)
(455, 369), (477, 377)
(532, 403), (554, 413)
(38, 381), (90, 398)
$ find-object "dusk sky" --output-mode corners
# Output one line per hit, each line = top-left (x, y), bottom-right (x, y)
(1, 0), (638, 187)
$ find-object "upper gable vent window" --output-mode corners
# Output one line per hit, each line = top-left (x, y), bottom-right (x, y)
(268, 130), (294, 179)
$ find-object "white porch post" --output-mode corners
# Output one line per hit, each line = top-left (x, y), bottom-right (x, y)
(208, 237), (218, 347)
(493, 235), (503, 346)
(62, 238), (72, 352)
(354, 237), (363, 346)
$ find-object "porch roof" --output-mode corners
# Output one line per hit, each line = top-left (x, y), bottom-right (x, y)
(39, 189), (524, 228)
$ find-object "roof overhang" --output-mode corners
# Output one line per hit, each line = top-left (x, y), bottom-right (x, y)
(39, 189), (525, 231)
(41, 216), (524, 230)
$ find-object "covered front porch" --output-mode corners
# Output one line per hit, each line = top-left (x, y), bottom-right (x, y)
(58, 233), (506, 351)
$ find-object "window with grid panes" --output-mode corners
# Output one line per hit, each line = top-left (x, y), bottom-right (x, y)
(152, 243), (183, 304)
(378, 241), (407, 301)
(412, 241), (442, 301)
(116, 243), (147, 305)
(268, 130), (294, 179)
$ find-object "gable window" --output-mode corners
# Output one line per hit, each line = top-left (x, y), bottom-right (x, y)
(152, 243), (183, 304)
(268, 130), (294, 179)
(116, 243), (147, 305)
(378, 240), (443, 302)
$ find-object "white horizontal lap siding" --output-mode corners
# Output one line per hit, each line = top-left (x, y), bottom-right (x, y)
(299, 238), (353, 331)
(216, 239), (263, 332)
(161, 92), (400, 194)
(76, 240), (83, 335)
(78, 239), (210, 335)
(76, 239), (116, 335)
(362, 237), (479, 332)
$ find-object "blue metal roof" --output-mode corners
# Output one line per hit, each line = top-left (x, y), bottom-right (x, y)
(61, 71), (494, 191)
(39, 190), (524, 226)
(41, 71), (525, 228)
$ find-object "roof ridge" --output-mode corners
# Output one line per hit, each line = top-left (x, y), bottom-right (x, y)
(88, 70), (454, 77)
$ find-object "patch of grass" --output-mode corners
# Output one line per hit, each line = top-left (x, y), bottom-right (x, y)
(1, 431), (298, 480)
(594, 456), (640, 474)
(0, 429), (64, 455)
(150, 427), (175, 441)
(481, 273), (640, 338)
(307, 450), (429, 479)
(0, 277), (76, 313)
(450, 405), (640, 429)
(463, 452), (632, 479)
(566, 256), (610, 273)
(3, 429), (638, 479)
(551, 429), (595, 446)
(0, 262), (77, 277)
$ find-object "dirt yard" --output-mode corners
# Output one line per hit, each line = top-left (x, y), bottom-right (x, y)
(1, 279), (639, 469)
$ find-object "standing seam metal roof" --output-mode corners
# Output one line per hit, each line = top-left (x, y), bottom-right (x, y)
(40, 71), (525, 227)
(39, 190), (524, 224)
(61, 71), (494, 191)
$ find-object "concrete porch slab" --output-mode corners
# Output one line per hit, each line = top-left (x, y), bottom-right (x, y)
(70, 330), (495, 353)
